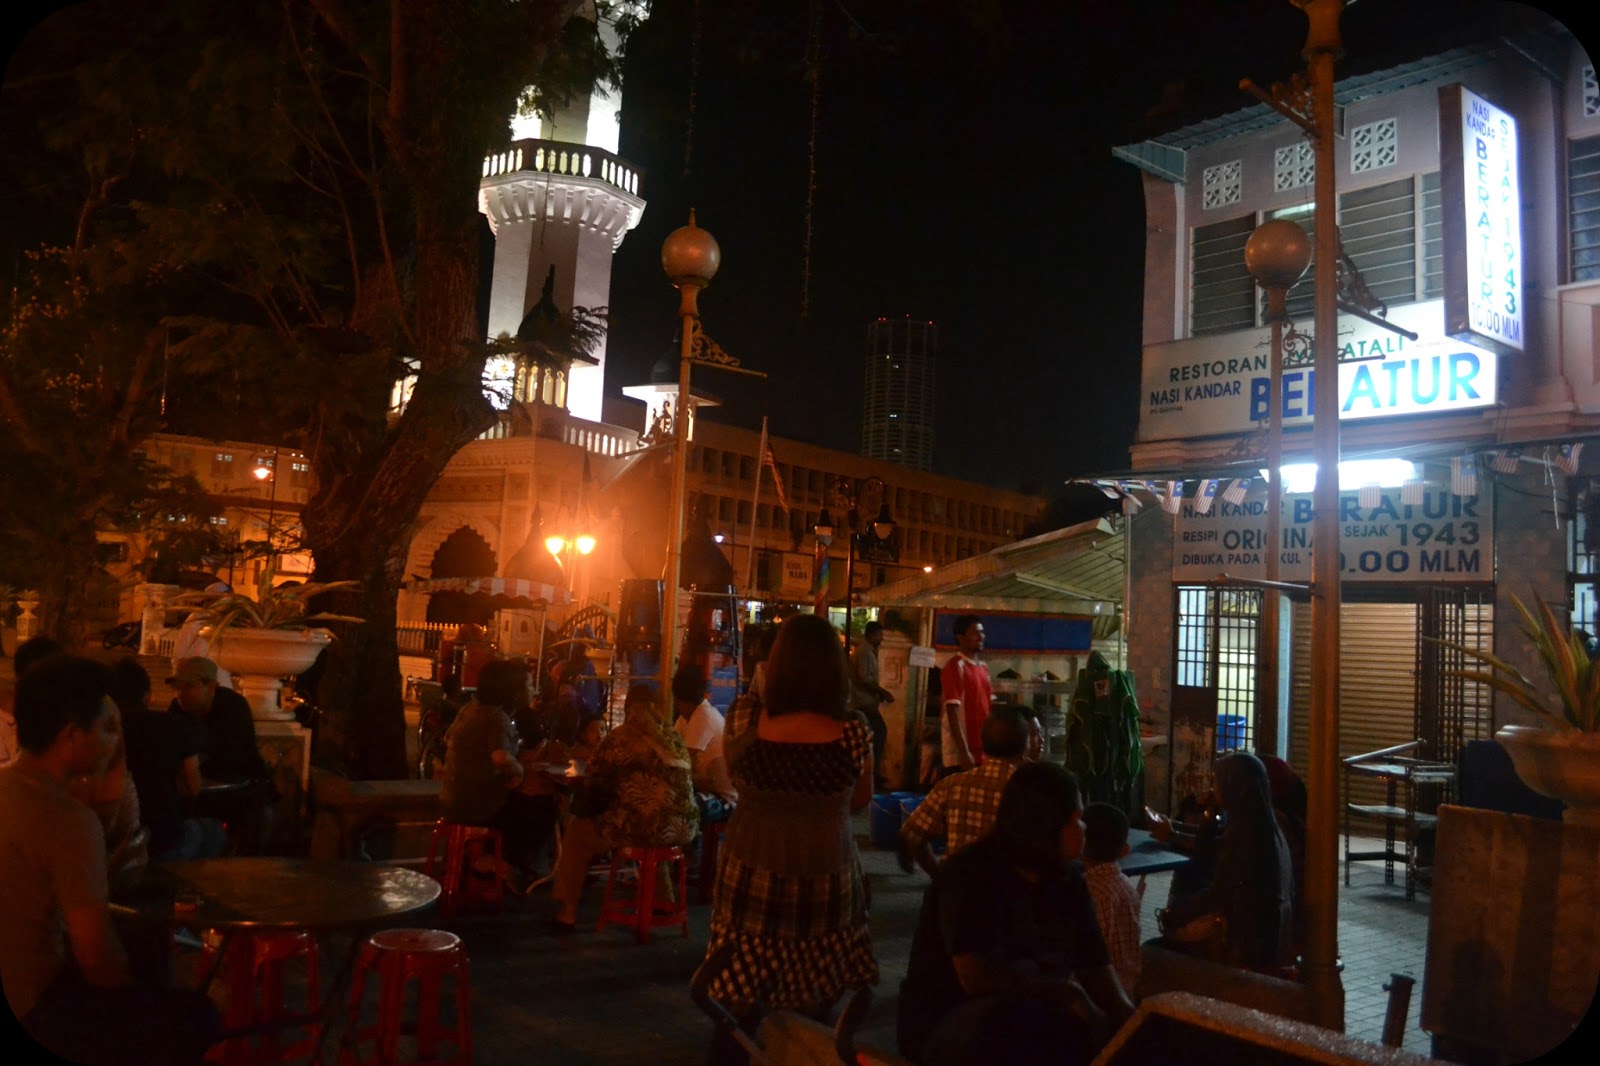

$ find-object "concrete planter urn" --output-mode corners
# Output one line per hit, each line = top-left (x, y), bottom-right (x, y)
(1495, 725), (1600, 828)
(210, 626), (332, 721)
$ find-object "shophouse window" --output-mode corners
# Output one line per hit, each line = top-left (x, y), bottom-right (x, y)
(739, 454), (755, 481)
(1338, 173), (1442, 308)
(211, 452), (234, 479)
(1571, 134), (1600, 282)
(1198, 175), (1441, 339)
(1191, 215), (1256, 335)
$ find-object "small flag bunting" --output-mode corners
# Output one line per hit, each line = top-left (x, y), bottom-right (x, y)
(1162, 481), (1185, 515)
(1556, 442), (1584, 476)
(1451, 456), (1478, 498)
(1491, 448), (1521, 474)
(1222, 478), (1250, 505)
(1401, 479), (1425, 506)
(1194, 479), (1219, 514)
(1358, 483), (1382, 509)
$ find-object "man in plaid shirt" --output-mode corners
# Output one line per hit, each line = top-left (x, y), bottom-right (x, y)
(898, 705), (1033, 877)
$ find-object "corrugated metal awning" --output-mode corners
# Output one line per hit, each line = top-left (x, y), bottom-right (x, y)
(856, 517), (1124, 618)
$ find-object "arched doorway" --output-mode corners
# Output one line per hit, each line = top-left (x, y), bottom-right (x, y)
(425, 527), (498, 625)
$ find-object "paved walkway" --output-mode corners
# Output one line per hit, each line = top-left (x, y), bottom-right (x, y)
(323, 826), (1436, 1064)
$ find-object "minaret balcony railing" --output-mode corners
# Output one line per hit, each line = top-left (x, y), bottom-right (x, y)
(481, 138), (641, 198)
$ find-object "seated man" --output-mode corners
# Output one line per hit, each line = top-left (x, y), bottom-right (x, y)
(898, 704), (1032, 878)
(671, 664), (737, 825)
(897, 762), (1134, 1066)
(166, 657), (273, 853)
(114, 658), (227, 861)
(2, 655), (219, 1065)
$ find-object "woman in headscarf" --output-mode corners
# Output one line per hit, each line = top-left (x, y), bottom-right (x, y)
(549, 683), (698, 932)
(1157, 752), (1293, 971)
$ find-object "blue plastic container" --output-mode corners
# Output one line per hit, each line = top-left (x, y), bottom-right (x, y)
(1216, 714), (1247, 752)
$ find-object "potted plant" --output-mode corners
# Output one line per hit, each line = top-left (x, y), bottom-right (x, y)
(177, 566), (363, 721)
(1454, 594), (1600, 827)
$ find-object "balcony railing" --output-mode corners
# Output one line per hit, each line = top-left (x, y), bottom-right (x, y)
(482, 138), (641, 198)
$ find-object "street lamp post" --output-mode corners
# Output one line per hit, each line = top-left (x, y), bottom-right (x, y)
(814, 476), (897, 638)
(1244, 220), (1312, 757)
(659, 212), (721, 707)
(545, 510), (597, 602)
(252, 446), (281, 568)
(1240, 0), (1348, 1029)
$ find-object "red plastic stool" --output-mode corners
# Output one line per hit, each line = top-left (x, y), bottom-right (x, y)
(596, 845), (689, 944)
(341, 929), (471, 1066)
(200, 930), (322, 1065)
(425, 820), (506, 919)
(697, 820), (728, 905)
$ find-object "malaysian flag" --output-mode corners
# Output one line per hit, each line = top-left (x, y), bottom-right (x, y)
(1358, 482), (1382, 509)
(1491, 448), (1522, 474)
(1222, 478), (1250, 505)
(1401, 479), (1426, 506)
(1451, 456), (1478, 498)
(1556, 442), (1585, 476)
(1162, 481), (1185, 515)
(1193, 479), (1219, 514)
(757, 422), (790, 515)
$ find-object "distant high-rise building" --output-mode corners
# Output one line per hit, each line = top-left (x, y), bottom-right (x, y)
(862, 317), (936, 471)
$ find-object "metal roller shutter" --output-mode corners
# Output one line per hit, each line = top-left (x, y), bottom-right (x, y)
(1288, 600), (1421, 824)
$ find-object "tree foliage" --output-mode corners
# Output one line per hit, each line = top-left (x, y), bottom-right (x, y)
(2, 0), (617, 775)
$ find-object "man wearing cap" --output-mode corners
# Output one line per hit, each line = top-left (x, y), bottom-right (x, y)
(167, 657), (271, 852)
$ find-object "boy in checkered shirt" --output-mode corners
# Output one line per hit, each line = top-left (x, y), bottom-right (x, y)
(1081, 802), (1143, 999)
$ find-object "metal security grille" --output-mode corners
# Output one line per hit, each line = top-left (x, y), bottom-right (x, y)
(1175, 585), (1262, 751)
(1415, 587), (1494, 767)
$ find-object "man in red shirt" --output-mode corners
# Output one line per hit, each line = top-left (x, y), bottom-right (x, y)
(939, 615), (992, 774)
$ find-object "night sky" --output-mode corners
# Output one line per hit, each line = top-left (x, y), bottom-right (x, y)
(1, 0), (1552, 496)
(600, 0), (1547, 494)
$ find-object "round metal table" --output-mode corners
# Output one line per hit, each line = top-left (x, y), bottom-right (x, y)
(154, 857), (440, 930)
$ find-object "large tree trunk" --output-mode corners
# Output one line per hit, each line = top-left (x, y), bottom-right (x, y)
(298, 0), (583, 778)
(303, 203), (491, 778)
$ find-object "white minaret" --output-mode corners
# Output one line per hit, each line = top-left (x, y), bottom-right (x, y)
(478, 2), (645, 423)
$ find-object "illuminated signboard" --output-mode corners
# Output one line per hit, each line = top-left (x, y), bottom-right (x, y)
(1172, 485), (1493, 584)
(1136, 300), (1498, 442)
(1440, 84), (1524, 354)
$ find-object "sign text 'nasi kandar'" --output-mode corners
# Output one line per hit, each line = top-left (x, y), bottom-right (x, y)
(1138, 300), (1499, 442)
(1172, 485), (1494, 584)
(1441, 84), (1523, 354)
